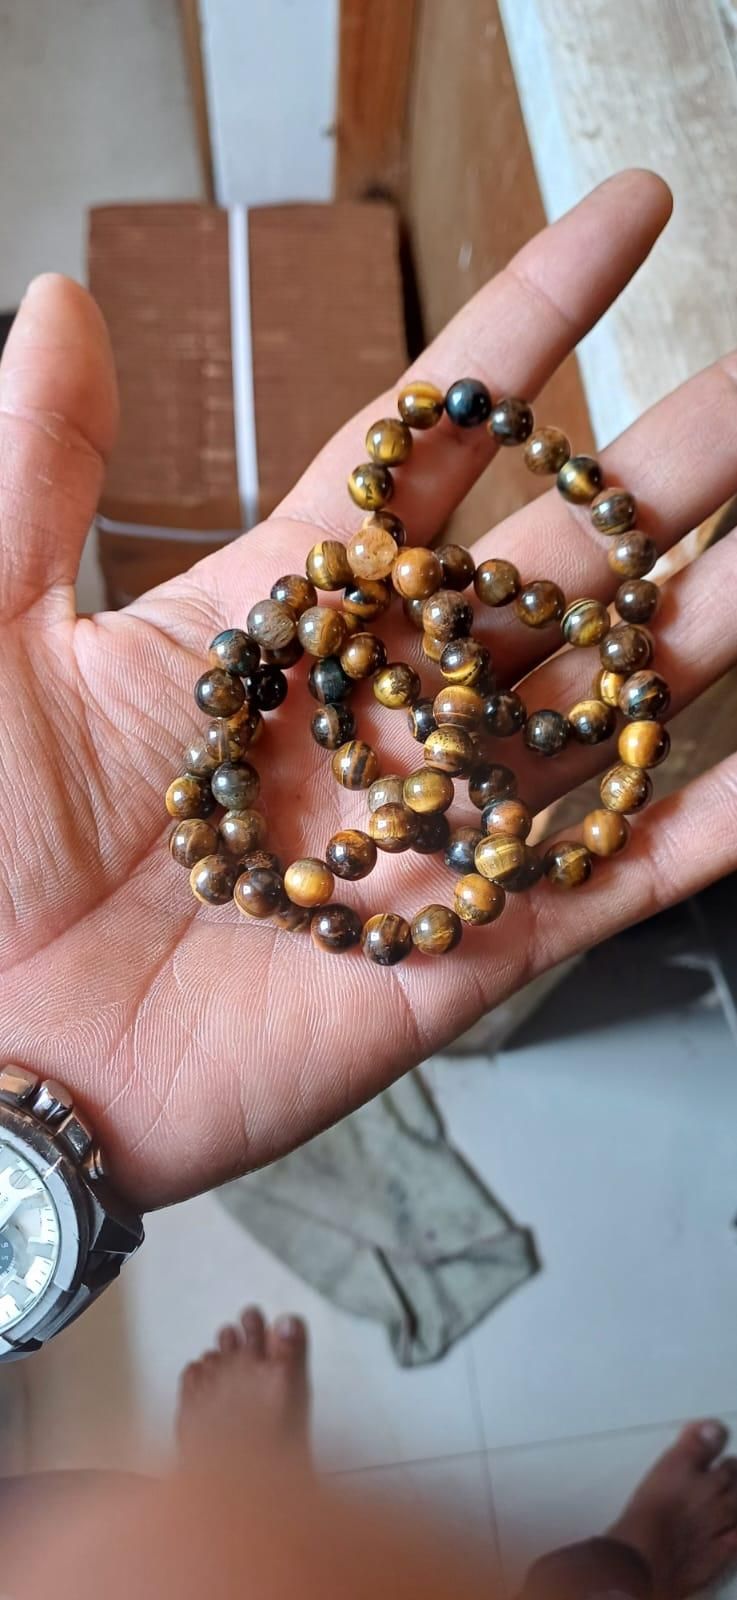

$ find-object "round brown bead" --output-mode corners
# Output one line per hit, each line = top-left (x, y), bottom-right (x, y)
(363, 509), (407, 547)
(422, 589), (474, 641)
(195, 668), (246, 719)
(374, 662), (421, 709)
(557, 454), (603, 503)
(246, 599), (297, 654)
(422, 631), (446, 663)
(514, 580), (565, 629)
(600, 763), (653, 814)
(397, 380), (444, 430)
(332, 740), (380, 789)
(408, 698), (437, 743)
(339, 611), (362, 638)
(440, 638), (492, 686)
(206, 709), (262, 764)
(298, 606), (347, 657)
(310, 703), (356, 749)
(412, 813), (451, 855)
(500, 847), (544, 894)
(311, 904), (363, 952)
(272, 903), (312, 934)
(270, 574), (317, 617)
(392, 547), (443, 600)
(582, 809), (630, 858)
(423, 725), (475, 776)
(190, 854), (238, 905)
(340, 631), (387, 680)
(362, 912), (413, 965)
(482, 798), (532, 840)
(591, 487), (636, 537)
(454, 874), (506, 926)
(343, 578), (391, 619)
(433, 684), (484, 732)
(218, 809), (267, 860)
(619, 670), (670, 721)
(594, 668), (629, 709)
(523, 426), (571, 476)
(524, 709), (570, 757)
(369, 803), (419, 853)
(561, 597), (610, 648)
(348, 461), (394, 510)
(489, 396), (534, 445)
(439, 544), (476, 590)
(208, 629), (260, 676)
(169, 817), (219, 868)
(568, 698), (616, 746)
(184, 734), (220, 777)
(482, 690), (526, 737)
(404, 595), (427, 631)
(262, 637), (304, 669)
(211, 761), (260, 810)
(607, 530), (658, 579)
(474, 558), (520, 607)
(365, 416), (412, 466)
(308, 656), (353, 705)
(166, 774), (216, 820)
(615, 579), (660, 625)
(241, 850), (282, 875)
(347, 523), (398, 582)
(444, 826), (484, 875)
(618, 720), (670, 770)
(325, 829), (377, 880)
(599, 623), (652, 675)
(306, 540), (352, 591)
(411, 904), (463, 955)
(543, 841), (592, 890)
(469, 761), (517, 809)
(368, 774), (405, 812)
(234, 865), (287, 919)
(403, 768), (454, 815)
(284, 858), (335, 908)
(475, 834), (527, 884)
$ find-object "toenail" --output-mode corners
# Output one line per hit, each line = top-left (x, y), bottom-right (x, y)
(700, 1421), (726, 1447)
(275, 1314), (304, 1342)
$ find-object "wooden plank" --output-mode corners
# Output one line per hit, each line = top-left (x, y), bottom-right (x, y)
(335, 0), (417, 200)
(178, 0), (215, 202)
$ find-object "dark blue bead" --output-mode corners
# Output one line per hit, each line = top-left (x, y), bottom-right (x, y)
(445, 377), (492, 429)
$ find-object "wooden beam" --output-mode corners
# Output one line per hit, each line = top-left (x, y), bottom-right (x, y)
(335, 0), (417, 200)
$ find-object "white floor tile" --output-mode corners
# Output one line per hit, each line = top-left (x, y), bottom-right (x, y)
(340, 1452), (502, 1585)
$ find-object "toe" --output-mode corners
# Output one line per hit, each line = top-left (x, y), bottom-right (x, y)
(179, 1360), (203, 1397)
(217, 1324), (241, 1355)
(270, 1314), (308, 1365)
(241, 1305), (267, 1357)
(715, 1458), (737, 1493)
(672, 1419), (729, 1469)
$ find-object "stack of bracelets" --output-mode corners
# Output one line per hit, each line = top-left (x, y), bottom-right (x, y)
(166, 376), (670, 966)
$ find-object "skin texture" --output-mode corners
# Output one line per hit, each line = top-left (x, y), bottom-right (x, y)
(3, 171), (737, 1211)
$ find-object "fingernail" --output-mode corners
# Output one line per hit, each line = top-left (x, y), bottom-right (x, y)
(275, 1314), (304, 1342)
(700, 1420), (726, 1446)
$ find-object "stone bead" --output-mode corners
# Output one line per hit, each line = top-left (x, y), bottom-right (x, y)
(208, 628), (260, 676)
(404, 595), (427, 631)
(600, 763), (653, 813)
(325, 828), (377, 880)
(270, 573), (318, 617)
(591, 487), (636, 537)
(557, 454), (603, 503)
(422, 589), (473, 642)
(444, 825), (484, 874)
(392, 547), (443, 600)
(343, 578), (391, 619)
(523, 426), (571, 475)
(615, 579), (660, 625)
(568, 698), (616, 746)
(482, 690), (527, 737)
(424, 725), (475, 776)
(339, 631), (387, 680)
(439, 544), (476, 590)
(433, 684), (484, 732)
(445, 376), (493, 428)
(262, 637), (305, 669)
(469, 761), (517, 809)
(348, 462), (394, 510)
(340, 611), (362, 637)
(365, 416), (413, 466)
(543, 841), (592, 890)
(373, 662), (421, 709)
(397, 380), (444, 430)
(166, 774), (216, 820)
(440, 638), (492, 687)
(308, 656), (354, 704)
(561, 597), (610, 648)
(619, 670), (670, 721)
(582, 808), (630, 857)
(422, 631), (446, 663)
(246, 599), (297, 653)
(412, 813), (451, 855)
(411, 904), (463, 955)
(305, 540), (352, 591)
(403, 768), (454, 814)
(211, 761), (260, 810)
(241, 849), (283, 875)
(489, 396), (534, 445)
(608, 531), (658, 579)
(599, 623), (652, 675)
(347, 523), (398, 582)
(331, 740), (380, 789)
(298, 606), (347, 658)
(474, 558), (520, 607)
(369, 802), (419, 852)
(367, 773), (404, 812)
(284, 857), (335, 908)
(363, 509), (407, 547)
(524, 709), (570, 757)
(500, 847), (545, 894)
(194, 668), (246, 719)
(234, 866), (287, 919)
(594, 668), (629, 709)
(362, 912), (413, 965)
(618, 720), (670, 769)
(190, 854), (238, 905)
(250, 665), (288, 710)
(514, 580), (565, 628)
(206, 709), (261, 764)
(475, 834), (527, 884)
(454, 873), (506, 926)
(408, 698), (438, 743)
(169, 817), (219, 868)
(218, 809), (268, 860)
(184, 734), (220, 777)
(272, 903), (312, 934)
(310, 703), (356, 750)
(481, 798), (532, 840)
(311, 904), (363, 952)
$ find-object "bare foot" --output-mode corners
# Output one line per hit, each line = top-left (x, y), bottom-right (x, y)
(176, 1307), (310, 1472)
(608, 1420), (737, 1597)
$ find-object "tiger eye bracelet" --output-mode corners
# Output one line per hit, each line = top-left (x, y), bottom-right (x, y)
(166, 375), (670, 964)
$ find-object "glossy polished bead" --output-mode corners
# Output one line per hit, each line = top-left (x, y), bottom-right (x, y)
(392, 547), (443, 600)
(272, 902), (312, 934)
(408, 698), (438, 743)
(444, 826), (484, 874)
(166, 774), (216, 820)
(557, 454), (603, 503)
(619, 670), (670, 721)
(543, 841), (592, 889)
(206, 709), (261, 763)
(422, 589), (474, 642)
(246, 599), (297, 653)
(615, 579), (660, 625)
(561, 597), (610, 648)
(184, 734), (220, 777)
(600, 763), (653, 813)
(404, 595), (427, 631)
(195, 668), (246, 718)
(218, 809), (267, 860)
(347, 524), (398, 583)
(298, 606), (347, 657)
(344, 579), (391, 619)
(241, 849), (282, 875)
(591, 487), (636, 537)
(433, 684), (484, 732)
(369, 802), (419, 852)
(311, 904), (362, 952)
(599, 623), (652, 674)
(308, 657), (354, 704)
(211, 761), (260, 810)
(362, 912), (413, 965)
(270, 573), (317, 617)
(169, 817), (219, 868)
(583, 809), (630, 857)
(422, 631), (446, 663)
(190, 854), (238, 905)
(439, 544), (476, 590)
(367, 775), (404, 813)
(310, 704), (356, 749)
(250, 665), (287, 710)
(397, 380), (444, 430)
(373, 662), (421, 709)
(331, 740), (380, 789)
(523, 426), (571, 475)
(454, 873), (505, 925)
(481, 798), (532, 839)
(305, 540), (352, 591)
(524, 709), (570, 757)
(568, 698), (616, 746)
(234, 866), (287, 919)
(445, 376), (492, 428)
(363, 509), (407, 547)
(339, 631), (387, 680)
(325, 829), (377, 880)
(489, 396), (534, 445)
(403, 768), (454, 814)
(424, 725), (475, 775)
(474, 558), (520, 607)
(469, 761), (517, 809)
(501, 847), (544, 894)
(340, 611), (362, 637)
(365, 416), (412, 465)
(209, 629), (260, 677)
(412, 812), (451, 854)
(411, 904), (462, 955)
(482, 690), (526, 737)
(475, 834), (527, 884)
(618, 720), (670, 769)
(284, 858), (335, 907)
(608, 531), (658, 579)
(262, 636), (304, 669)
(514, 580), (565, 628)
(440, 638), (492, 686)
(348, 462), (394, 511)
(594, 668), (629, 708)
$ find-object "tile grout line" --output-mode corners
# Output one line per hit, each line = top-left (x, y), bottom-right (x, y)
(466, 1343), (510, 1595)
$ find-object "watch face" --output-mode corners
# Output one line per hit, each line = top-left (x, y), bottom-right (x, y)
(0, 1140), (61, 1331)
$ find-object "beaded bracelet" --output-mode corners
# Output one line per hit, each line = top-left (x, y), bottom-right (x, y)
(166, 375), (670, 965)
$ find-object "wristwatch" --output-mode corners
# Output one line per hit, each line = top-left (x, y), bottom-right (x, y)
(0, 1064), (144, 1361)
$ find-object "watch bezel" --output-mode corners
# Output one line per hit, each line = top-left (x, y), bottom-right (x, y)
(0, 1103), (91, 1348)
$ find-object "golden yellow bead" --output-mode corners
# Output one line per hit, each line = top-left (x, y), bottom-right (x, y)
(410, 904), (463, 955)
(557, 455), (603, 504)
(331, 741), (380, 789)
(392, 547), (443, 600)
(454, 873), (506, 925)
(365, 417), (412, 465)
(543, 841), (593, 889)
(617, 720), (670, 770)
(433, 684), (484, 732)
(582, 809), (630, 857)
(347, 523), (398, 582)
(305, 539), (351, 591)
(600, 763), (652, 813)
(348, 462), (394, 510)
(369, 802), (419, 853)
(594, 668), (630, 708)
(474, 834), (527, 884)
(397, 379), (444, 430)
(283, 858), (335, 908)
(373, 662), (421, 709)
(297, 606), (347, 657)
(424, 725), (475, 776)
(403, 768), (454, 815)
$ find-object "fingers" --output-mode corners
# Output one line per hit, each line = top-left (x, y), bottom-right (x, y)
(0, 274), (117, 621)
(278, 170), (672, 542)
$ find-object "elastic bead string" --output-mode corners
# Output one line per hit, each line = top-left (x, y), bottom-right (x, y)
(166, 376), (670, 964)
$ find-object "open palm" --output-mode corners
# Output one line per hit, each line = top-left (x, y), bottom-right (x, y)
(3, 170), (737, 1210)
